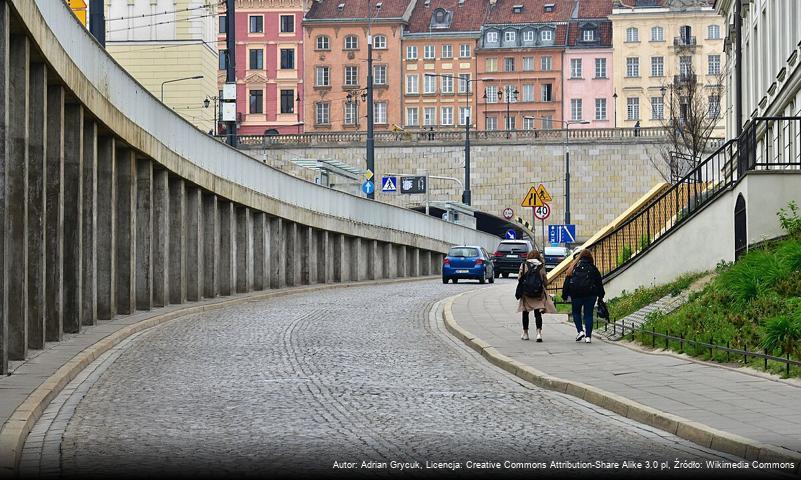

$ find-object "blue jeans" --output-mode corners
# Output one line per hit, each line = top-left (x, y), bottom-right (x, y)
(571, 296), (597, 338)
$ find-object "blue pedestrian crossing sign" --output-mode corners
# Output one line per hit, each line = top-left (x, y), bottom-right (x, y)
(548, 224), (577, 244)
(381, 176), (398, 193)
(362, 180), (375, 195)
(505, 229), (517, 240)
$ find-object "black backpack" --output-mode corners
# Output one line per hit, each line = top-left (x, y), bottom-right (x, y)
(570, 261), (595, 297)
(517, 263), (544, 298)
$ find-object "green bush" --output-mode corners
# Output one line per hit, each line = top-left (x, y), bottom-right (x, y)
(617, 245), (633, 266)
(715, 250), (790, 306)
(761, 310), (801, 358)
(638, 234), (651, 251)
(777, 201), (801, 237)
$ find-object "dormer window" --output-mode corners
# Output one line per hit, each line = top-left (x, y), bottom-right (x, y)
(541, 30), (553, 42)
(486, 31), (499, 43)
(582, 29), (595, 41)
(512, 4), (523, 13)
(544, 3), (555, 13)
(504, 31), (516, 43)
(430, 8), (452, 29)
(523, 30), (535, 42)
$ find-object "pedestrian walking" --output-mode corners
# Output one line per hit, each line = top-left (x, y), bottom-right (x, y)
(515, 250), (556, 342)
(562, 249), (604, 343)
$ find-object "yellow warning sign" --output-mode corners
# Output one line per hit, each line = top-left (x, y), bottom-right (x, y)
(521, 186), (544, 207)
(536, 184), (552, 203)
(69, 0), (88, 26)
(365, 169), (374, 181)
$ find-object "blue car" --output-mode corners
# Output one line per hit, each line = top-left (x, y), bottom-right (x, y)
(442, 246), (495, 284)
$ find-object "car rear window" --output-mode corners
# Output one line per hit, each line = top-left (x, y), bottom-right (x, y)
(448, 247), (479, 257)
(497, 242), (530, 253)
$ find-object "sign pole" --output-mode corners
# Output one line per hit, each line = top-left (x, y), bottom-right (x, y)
(541, 218), (546, 251)
(425, 174), (430, 216)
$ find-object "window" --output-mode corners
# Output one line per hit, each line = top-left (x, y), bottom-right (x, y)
(651, 96), (664, 120)
(571, 98), (583, 121)
(651, 26), (664, 41)
(280, 49), (295, 70)
(541, 30), (553, 42)
(708, 55), (721, 75)
(595, 98), (607, 120)
(541, 115), (553, 129)
(344, 101), (357, 125)
(441, 75), (454, 94)
(595, 58), (607, 78)
(280, 90), (294, 114)
(442, 44), (453, 58)
(249, 90), (263, 113)
(505, 116), (515, 130)
(424, 44), (435, 59)
(424, 74), (436, 94)
(315, 66), (330, 87)
(680, 56), (692, 76)
(504, 31), (516, 43)
(504, 85), (517, 103)
(523, 30), (535, 42)
(582, 29), (595, 42)
(485, 85), (498, 103)
(406, 45), (418, 60)
(406, 74), (419, 94)
(486, 117), (497, 130)
(708, 95), (720, 118)
(523, 117), (535, 130)
(424, 107), (436, 126)
(279, 15), (294, 33)
(373, 35), (387, 49)
(218, 16), (226, 34)
(458, 74), (471, 93)
(523, 56), (534, 71)
(708, 24), (720, 40)
(570, 58), (582, 78)
(626, 27), (639, 42)
(626, 57), (639, 77)
(441, 106), (453, 125)
(345, 35), (358, 50)
(486, 31), (499, 43)
(316, 35), (330, 50)
(249, 15), (263, 33)
(218, 50), (228, 70)
(406, 107), (419, 126)
(541, 83), (552, 102)
(504, 57), (515, 72)
(522, 84), (534, 102)
(249, 49), (264, 70)
(541, 56), (552, 71)
(374, 102), (387, 124)
(459, 107), (471, 125)
(485, 57), (498, 73)
(460, 43), (471, 57)
(373, 65), (387, 85)
(651, 56), (664, 77)
(344, 66), (358, 86)
(627, 97), (639, 120)
(315, 102), (330, 125)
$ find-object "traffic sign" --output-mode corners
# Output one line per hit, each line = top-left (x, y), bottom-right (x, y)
(548, 224), (577, 244)
(400, 176), (427, 194)
(381, 176), (398, 193)
(533, 204), (551, 220)
(521, 186), (544, 207)
(365, 169), (374, 181)
(505, 229), (517, 240)
(361, 180), (375, 195)
(536, 184), (552, 203)
(502, 208), (514, 220)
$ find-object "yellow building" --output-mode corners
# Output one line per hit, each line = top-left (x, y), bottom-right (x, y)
(105, 0), (219, 133)
(611, 0), (725, 137)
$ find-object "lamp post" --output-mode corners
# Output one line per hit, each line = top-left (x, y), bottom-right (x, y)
(612, 91), (618, 128)
(161, 75), (204, 102)
(365, 1), (382, 199)
(295, 92), (302, 134)
(203, 95), (219, 135)
(498, 86), (519, 139)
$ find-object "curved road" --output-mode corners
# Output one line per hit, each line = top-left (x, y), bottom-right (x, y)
(20, 279), (766, 477)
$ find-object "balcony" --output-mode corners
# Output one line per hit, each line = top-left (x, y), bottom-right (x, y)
(673, 73), (697, 85)
(673, 36), (697, 49)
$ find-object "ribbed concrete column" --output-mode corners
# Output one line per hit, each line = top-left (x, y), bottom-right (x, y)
(152, 168), (169, 306)
(410, 248), (420, 277)
(186, 187), (203, 301)
(135, 158), (153, 310)
(219, 200), (235, 296)
(63, 103), (83, 332)
(350, 237), (361, 282)
(316, 229), (328, 284)
(81, 119), (97, 326)
(332, 233), (344, 282)
(95, 136), (115, 319)
(252, 212), (267, 291)
(202, 193), (218, 298)
(168, 177), (186, 304)
(433, 253), (443, 274)
(26, 62), (46, 349)
(115, 148), (136, 315)
(382, 242), (392, 279)
(235, 206), (251, 294)
(367, 240), (378, 281)
(397, 245), (407, 278)
(422, 251), (432, 276)
(268, 216), (282, 289)
(0, 0), (9, 376)
(299, 226), (311, 285)
(44, 85), (63, 342)
(284, 221), (296, 287)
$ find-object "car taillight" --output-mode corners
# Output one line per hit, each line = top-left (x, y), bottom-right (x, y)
(475, 258), (484, 265)
(443, 258), (450, 265)
(494, 251), (503, 257)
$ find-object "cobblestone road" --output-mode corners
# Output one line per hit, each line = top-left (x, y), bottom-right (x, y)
(21, 280), (782, 478)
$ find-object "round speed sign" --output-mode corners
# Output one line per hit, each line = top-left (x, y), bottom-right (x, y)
(502, 208), (514, 220)
(533, 204), (551, 220)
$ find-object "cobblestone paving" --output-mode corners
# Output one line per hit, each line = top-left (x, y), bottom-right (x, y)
(22, 280), (782, 478)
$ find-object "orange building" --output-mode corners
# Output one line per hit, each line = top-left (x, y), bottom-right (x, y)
(303, 0), (414, 132)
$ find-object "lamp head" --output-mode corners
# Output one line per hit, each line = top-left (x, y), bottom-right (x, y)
(203, 98), (210, 108)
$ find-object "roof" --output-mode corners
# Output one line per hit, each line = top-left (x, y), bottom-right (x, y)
(484, 0), (577, 25)
(406, 0), (488, 34)
(615, 0), (713, 8)
(305, 0), (416, 21)
(567, 19), (612, 46)
(575, 0), (613, 18)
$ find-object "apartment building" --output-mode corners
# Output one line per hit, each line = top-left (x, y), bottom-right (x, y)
(303, 0), (413, 132)
(611, 0), (725, 135)
(400, 0), (482, 131)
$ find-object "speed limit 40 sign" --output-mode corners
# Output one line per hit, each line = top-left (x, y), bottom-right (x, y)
(533, 204), (551, 220)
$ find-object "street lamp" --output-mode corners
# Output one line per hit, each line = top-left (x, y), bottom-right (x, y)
(365, 1), (382, 199)
(203, 95), (219, 135)
(296, 92), (302, 134)
(161, 75), (204, 102)
(612, 91), (618, 128)
(524, 116), (589, 230)
(498, 86), (519, 139)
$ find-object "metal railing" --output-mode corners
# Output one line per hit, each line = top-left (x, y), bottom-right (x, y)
(673, 36), (697, 47)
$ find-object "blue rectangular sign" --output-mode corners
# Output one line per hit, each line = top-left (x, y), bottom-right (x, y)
(548, 224), (577, 244)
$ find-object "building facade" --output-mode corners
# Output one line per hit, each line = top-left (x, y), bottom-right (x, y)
(303, 0), (413, 132)
(218, 0), (307, 135)
(610, 0), (725, 136)
(106, 0), (218, 132)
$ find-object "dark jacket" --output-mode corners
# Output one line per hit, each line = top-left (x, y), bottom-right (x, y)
(563, 259), (605, 300)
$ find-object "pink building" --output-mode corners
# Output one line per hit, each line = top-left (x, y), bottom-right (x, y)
(562, 1), (614, 128)
(218, 1), (306, 135)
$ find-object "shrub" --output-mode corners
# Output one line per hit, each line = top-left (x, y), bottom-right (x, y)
(761, 311), (801, 358)
(716, 250), (790, 306)
(638, 234), (651, 251)
(777, 201), (801, 237)
(617, 245), (633, 266)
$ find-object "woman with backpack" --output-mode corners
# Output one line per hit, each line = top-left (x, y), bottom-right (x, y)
(562, 249), (604, 343)
(515, 250), (555, 342)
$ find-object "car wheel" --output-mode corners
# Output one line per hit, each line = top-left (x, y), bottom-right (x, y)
(453, 278), (459, 284)
(502, 272), (509, 278)
(479, 275), (486, 284)
(442, 277), (448, 284)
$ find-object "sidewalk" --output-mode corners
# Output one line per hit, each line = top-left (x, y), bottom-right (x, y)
(447, 283), (801, 468)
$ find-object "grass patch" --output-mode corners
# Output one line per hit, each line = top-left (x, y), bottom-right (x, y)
(606, 272), (705, 322)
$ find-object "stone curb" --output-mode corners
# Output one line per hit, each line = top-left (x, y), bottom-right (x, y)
(0, 275), (438, 477)
(441, 293), (801, 475)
